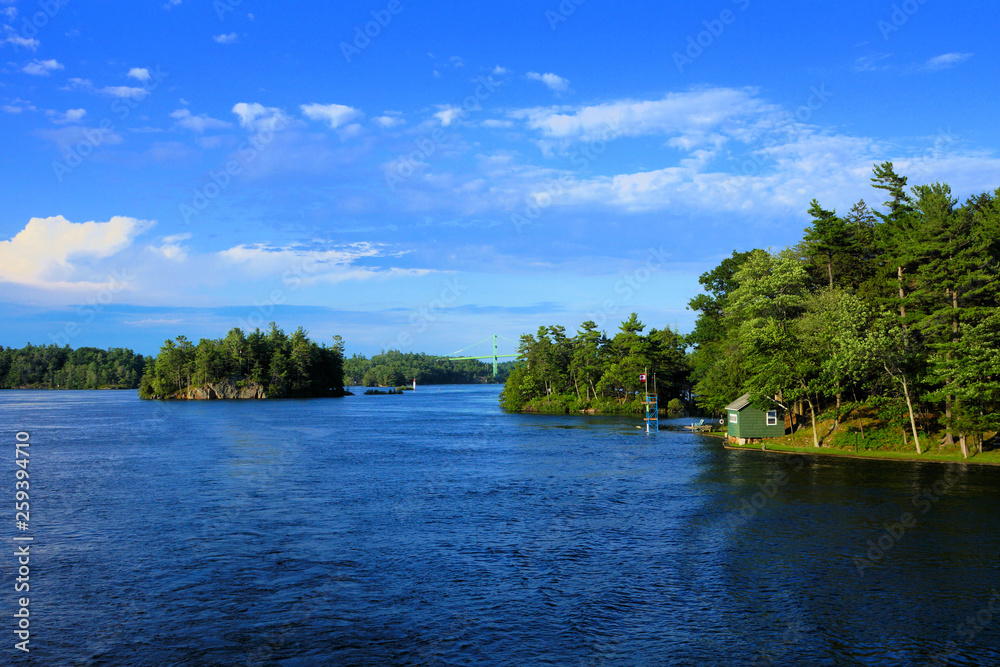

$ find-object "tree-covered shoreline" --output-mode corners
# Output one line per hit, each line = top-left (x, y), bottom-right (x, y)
(688, 163), (999, 458)
(343, 350), (512, 387)
(499, 314), (690, 415)
(499, 163), (999, 460)
(0, 345), (146, 389)
(0, 336), (514, 396)
(138, 323), (346, 399)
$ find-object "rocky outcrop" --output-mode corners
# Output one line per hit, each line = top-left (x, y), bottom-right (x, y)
(184, 379), (267, 400)
(142, 377), (350, 400)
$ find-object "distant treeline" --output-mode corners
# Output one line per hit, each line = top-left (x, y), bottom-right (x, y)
(343, 350), (512, 386)
(0, 344), (146, 389)
(500, 314), (690, 414)
(688, 163), (1000, 457)
(139, 324), (345, 399)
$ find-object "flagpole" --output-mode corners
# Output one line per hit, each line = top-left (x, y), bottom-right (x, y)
(645, 367), (649, 434)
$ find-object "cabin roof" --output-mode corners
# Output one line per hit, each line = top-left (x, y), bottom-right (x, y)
(725, 393), (751, 411)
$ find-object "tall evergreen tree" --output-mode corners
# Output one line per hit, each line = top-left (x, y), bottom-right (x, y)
(803, 199), (854, 290)
(844, 199), (882, 299)
(871, 161), (918, 325)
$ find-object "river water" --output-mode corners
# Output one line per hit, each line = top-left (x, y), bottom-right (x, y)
(2, 385), (999, 665)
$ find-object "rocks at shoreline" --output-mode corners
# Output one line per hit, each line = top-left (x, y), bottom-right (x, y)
(185, 379), (267, 400)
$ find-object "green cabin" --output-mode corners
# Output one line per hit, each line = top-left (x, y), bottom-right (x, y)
(725, 393), (785, 443)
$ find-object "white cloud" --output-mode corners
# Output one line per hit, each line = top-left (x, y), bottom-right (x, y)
(392, 86), (1000, 227)
(218, 242), (426, 284)
(170, 108), (231, 132)
(2, 98), (36, 113)
(546, 130), (1000, 217)
(213, 32), (238, 44)
(571, 137), (990, 219)
(218, 243), (394, 284)
(232, 102), (289, 132)
(0, 215), (151, 290)
(148, 233), (191, 262)
(47, 108), (86, 124)
(163, 0), (181, 8)
(526, 71), (570, 92)
(64, 77), (93, 93)
(374, 112), (405, 129)
(221, 242), (379, 269)
(22, 59), (63, 76)
(100, 85), (150, 99)
(434, 105), (465, 127)
(5, 35), (39, 50)
(127, 67), (151, 82)
(924, 52), (973, 71)
(300, 103), (363, 129)
(516, 88), (776, 146)
(854, 54), (891, 72)
(66, 77), (151, 100)
(492, 66), (509, 76)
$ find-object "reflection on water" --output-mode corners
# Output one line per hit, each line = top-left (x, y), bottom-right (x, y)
(2, 386), (999, 665)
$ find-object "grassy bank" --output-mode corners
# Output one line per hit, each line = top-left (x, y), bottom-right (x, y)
(724, 417), (1000, 466)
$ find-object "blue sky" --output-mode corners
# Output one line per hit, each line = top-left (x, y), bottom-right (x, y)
(2, 0), (998, 357)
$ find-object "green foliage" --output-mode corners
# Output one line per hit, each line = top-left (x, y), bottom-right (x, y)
(499, 313), (691, 414)
(802, 199), (854, 289)
(686, 164), (1000, 455)
(343, 350), (509, 387)
(686, 250), (756, 414)
(139, 323), (345, 399)
(0, 344), (146, 389)
(499, 364), (538, 411)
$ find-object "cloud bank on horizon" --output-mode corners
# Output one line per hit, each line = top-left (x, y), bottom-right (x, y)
(1, 0), (997, 355)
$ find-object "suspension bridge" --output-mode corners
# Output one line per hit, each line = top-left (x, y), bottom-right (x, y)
(444, 334), (519, 377)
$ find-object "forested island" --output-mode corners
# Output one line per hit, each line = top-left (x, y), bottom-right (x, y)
(0, 345), (146, 389)
(343, 350), (512, 386)
(138, 324), (346, 399)
(502, 164), (1000, 460)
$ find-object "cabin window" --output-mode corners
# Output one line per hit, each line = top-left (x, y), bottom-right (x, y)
(766, 410), (778, 426)
(729, 413), (738, 424)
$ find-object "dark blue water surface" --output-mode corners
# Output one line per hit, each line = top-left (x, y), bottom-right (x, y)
(2, 386), (1000, 666)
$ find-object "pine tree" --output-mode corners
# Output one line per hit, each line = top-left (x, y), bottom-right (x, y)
(844, 199), (881, 297)
(871, 162), (918, 325)
(803, 199), (853, 290)
(570, 321), (603, 401)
